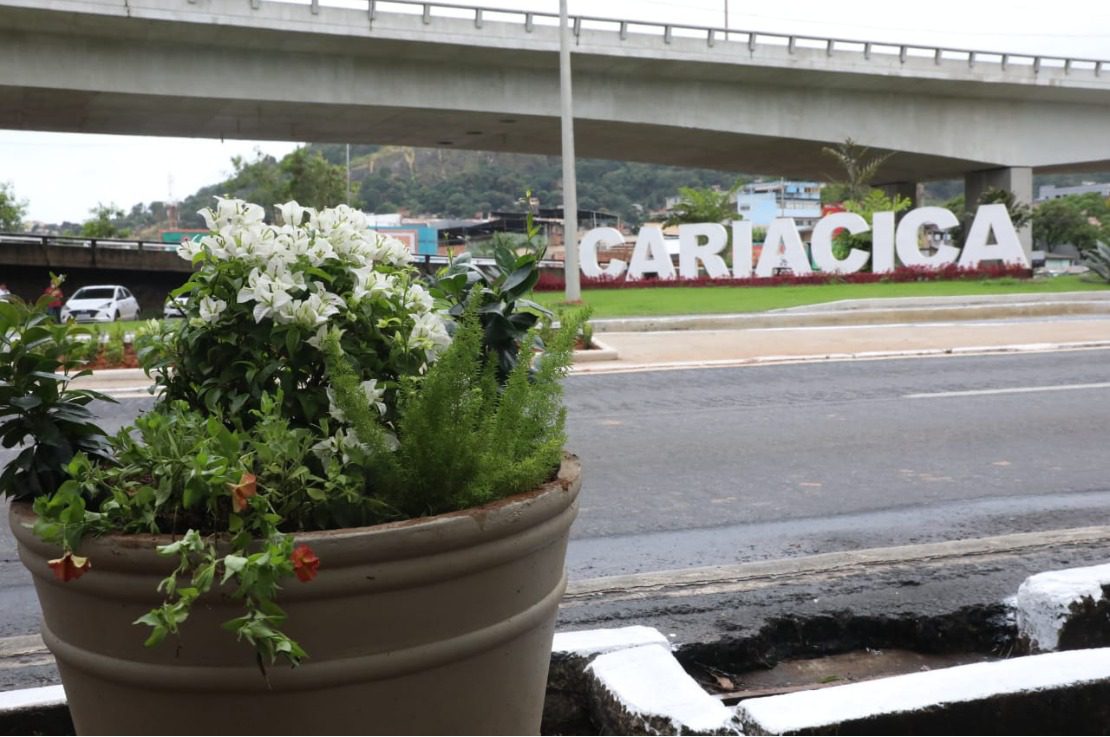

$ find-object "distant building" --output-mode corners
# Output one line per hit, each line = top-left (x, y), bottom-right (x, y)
(1036, 182), (1110, 202)
(735, 180), (824, 238)
(440, 208), (620, 260)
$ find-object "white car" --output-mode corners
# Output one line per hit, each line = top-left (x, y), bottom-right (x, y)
(61, 285), (141, 323)
(163, 294), (189, 319)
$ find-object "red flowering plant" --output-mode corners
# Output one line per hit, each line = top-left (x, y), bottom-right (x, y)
(8, 199), (581, 670)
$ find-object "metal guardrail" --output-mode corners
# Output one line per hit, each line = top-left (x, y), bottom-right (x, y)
(182, 0), (1108, 76)
(0, 233), (177, 252)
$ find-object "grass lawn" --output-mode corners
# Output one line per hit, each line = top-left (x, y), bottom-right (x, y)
(531, 275), (1110, 318)
(81, 318), (162, 338)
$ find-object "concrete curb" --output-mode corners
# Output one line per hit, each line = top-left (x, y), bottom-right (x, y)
(570, 340), (1110, 375)
(562, 525), (1110, 604)
(572, 338), (619, 362)
(590, 299), (1110, 333)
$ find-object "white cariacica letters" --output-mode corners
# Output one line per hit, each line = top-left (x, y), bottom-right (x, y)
(811, 212), (870, 274)
(895, 206), (960, 268)
(574, 204), (1023, 281)
(678, 223), (730, 278)
(731, 220), (753, 278)
(578, 227), (628, 279)
(755, 218), (813, 277)
(958, 203), (1030, 267)
(627, 226), (676, 280)
(871, 211), (896, 274)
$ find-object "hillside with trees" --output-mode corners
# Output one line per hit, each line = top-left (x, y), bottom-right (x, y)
(111, 144), (742, 234)
(18, 141), (1110, 240)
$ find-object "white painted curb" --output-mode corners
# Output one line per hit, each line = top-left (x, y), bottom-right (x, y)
(0, 684), (65, 713)
(588, 644), (740, 735)
(1016, 563), (1110, 652)
(737, 648), (1110, 735)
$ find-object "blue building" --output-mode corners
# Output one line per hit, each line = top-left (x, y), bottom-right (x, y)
(734, 180), (823, 238)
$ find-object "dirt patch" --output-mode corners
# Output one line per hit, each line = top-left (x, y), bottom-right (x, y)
(699, 648), (998, 703)
(676, 605), (1016, 692)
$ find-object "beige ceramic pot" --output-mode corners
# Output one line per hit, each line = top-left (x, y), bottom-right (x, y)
(10, 454), (581, 735)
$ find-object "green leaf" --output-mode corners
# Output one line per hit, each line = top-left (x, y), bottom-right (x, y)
(502, 263), (535, 294)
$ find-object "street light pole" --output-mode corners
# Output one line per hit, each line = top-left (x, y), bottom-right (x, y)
(345, 143), (352, 205)
(559, 0), (581, 302)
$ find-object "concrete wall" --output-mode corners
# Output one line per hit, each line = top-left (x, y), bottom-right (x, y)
(3, 264), (190, 316)
(0, 242), (195, 273)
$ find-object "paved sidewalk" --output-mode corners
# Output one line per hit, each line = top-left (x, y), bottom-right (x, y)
(580, 317), (1110, 373)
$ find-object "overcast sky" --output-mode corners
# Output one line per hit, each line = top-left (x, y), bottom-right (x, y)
(2, 0), (1107, 224)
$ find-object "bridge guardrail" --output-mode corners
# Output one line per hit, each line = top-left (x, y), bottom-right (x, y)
(192, 0), (1107, 76)
(0, 233), (178, 252)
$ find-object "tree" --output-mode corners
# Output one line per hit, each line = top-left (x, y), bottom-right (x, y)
(282, 147), (352, 209)
(226, 150), (287, 210)
(821, 139), (894, 204)
(81, 203), (129, 238)
(947, 187), (1033, 246)
(1033, 197), (1102, 252)
(0, 182), (28, 232)
(663, 182), (744, 226)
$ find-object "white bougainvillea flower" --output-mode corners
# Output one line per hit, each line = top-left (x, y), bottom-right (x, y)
(325, 386), (346, 423)
(276, 201), (308, 229)
(197, 296), (227, 322)
(404, 282), (436, 313)
(183, 196), (455, 429)
(349, 265), (395, 305)
(360, 379), (387, 416)
(200, 197), (265, 234)
(366, 232), (411, 267)
(408, 312), (452, 361)
(176, 237), (202, 261)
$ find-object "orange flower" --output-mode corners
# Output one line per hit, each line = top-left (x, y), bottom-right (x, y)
(48, 552), (91, 582)
(291, 544), (320, 583)
(229, 472), (257, 513)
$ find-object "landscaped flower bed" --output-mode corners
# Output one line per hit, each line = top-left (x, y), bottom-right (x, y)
(534, 263), (1033, 291)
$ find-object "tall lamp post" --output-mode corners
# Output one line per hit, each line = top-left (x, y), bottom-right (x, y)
(559, 0), (581, 302)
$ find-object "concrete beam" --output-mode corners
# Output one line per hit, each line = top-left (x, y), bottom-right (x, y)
(2, 1), (1110, 181)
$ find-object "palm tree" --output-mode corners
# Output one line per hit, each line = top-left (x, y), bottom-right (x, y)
(821, 139), (894, 203)
(664, 181), (745, 226)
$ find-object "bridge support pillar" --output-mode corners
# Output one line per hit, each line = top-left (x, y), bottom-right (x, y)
(877, 181), (923, 211)
(964, 167), (1033, 259)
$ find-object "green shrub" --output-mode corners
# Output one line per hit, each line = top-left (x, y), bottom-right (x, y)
(0, 288), (114, 501)
(1084, 241), (1110, 283)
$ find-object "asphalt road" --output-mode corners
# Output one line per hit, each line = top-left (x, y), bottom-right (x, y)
(3, 349), (1110, 649)
(565, 349), (1110, 577)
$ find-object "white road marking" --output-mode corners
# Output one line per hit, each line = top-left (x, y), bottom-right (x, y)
(905, 382), (1110, 399)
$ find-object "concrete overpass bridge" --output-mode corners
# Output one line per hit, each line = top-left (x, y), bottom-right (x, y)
(3, 0), (1110, 230)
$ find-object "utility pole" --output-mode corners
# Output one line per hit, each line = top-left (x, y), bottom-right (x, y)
(346, 144), (352, 205)
(559, 0), (581, 302)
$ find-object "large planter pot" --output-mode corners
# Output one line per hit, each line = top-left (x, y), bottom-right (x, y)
(10, 454), (581, 735)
